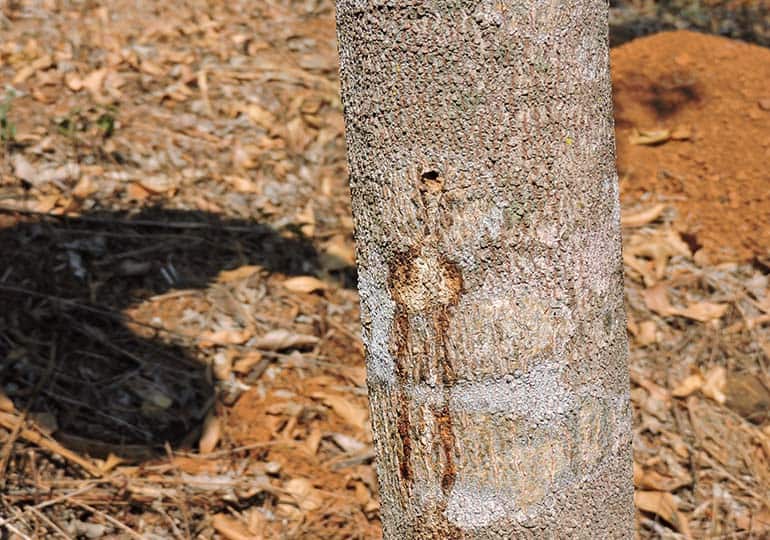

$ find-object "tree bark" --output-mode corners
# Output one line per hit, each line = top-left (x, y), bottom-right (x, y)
(335, 1), (633, 538)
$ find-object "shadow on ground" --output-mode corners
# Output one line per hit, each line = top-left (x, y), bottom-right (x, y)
(0, 206), (355, 460)
(609, 2), (770, 48)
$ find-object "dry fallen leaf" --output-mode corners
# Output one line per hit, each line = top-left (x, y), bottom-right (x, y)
(212, 350), (233, 381)
(139, 60), (165, 77)
(138, 174), (175, 194)
(632, 372), (671, 421)
(666, 433), (690, 459)
(701, 366), (727, 404)
(283, 478), (323, 512)
(623, 252), (656, 287)
(321, 235), (357, 271)
(626, 230), (691, 285)
(630, 128), (670, 145)
(351, 479), (373, 507)
(283, 275), (328, 294)
(217, 265), (262, 283)
(760, 340), (770, 362)
(749, 506), (770, 534)
(642, 286), (727, 322)
(621, 204), (666, 228)
(676, 301), (729, 322)
(642, 284), (677, 317)
(211, 513), (253, 540)
(34, 195), (60, 213)
(642, 390), (671, 422)
(304, 427), (323, 456)
(635, 320), (658, 346)
(725, 372), (770, 423)
(81, 68), (108, 97)
(635, 490), (692, 538)
(0, 393), (15, 413)
(329, 432), (367, 454)
(244, 509), (268, 540)
(635, 466), (692, 492)
(233, 351), (265, 375)
(64, 71), (84, 91)
(252, 329), (319, 350)
(12, 54), (53, 84)
(126, 182), (152, 201)
(72, 175), (97, 199)
(171, 456), (220, 476)
(295, 200), (316, 237)
(312, 392), (369, 430)
(242, 103), (277, 129)
(199, 412), (222, 454)
(12, 153), (36, 184)
(198, 328), (253, 347)
(671, 374), (704, 398)
(285, 115), (313, 151)
(223, 175), (261, 194)
(232, 140), (260, 169)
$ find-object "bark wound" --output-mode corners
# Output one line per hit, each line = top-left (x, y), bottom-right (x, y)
(388, 245), (463, 531)
(419, 169), (444, 194)
(391, 301), (413, 486)
(388, 245), (462, 314)
(433, 404), (457, 495)
(337, 0), (634, 534)
(396, 402), (413, 483)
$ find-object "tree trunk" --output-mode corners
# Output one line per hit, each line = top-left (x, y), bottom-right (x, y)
(335, 1), (633, 538)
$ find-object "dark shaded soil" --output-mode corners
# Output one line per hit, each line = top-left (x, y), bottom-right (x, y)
(611, 0), (770, 47)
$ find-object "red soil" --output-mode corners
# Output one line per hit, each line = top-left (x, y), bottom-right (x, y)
(612, 30), (770, 263)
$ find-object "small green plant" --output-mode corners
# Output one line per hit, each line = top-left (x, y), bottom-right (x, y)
(0, 90), (16, 143)
(57, 106), (117, 141)
(56, 107), (84, 139)
(96, 106), (117, 138)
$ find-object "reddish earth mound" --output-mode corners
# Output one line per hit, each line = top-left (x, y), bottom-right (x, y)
(612, 30), (770, 263)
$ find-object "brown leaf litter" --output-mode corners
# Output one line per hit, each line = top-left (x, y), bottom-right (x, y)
(0, 1), (769, 538)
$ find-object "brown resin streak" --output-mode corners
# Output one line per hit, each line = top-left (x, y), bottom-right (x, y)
(388, 252), (418, 489)
(388, 239), (464, 537)
(392, 303), (414, 485)
(433, 403), (457, 494)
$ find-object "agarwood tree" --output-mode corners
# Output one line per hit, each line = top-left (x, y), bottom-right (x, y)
(335, 1), (633, 537)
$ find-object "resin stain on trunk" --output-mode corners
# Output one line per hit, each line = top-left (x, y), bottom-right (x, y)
(388, 246), (463, 315)
(387, 245), (465, 535)
(337, 0), (633, 536)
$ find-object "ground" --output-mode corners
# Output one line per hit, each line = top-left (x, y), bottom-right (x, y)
(0, 1), (769, 539)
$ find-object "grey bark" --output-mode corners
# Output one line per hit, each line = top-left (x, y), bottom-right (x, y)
(335, 1), (633, 538)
